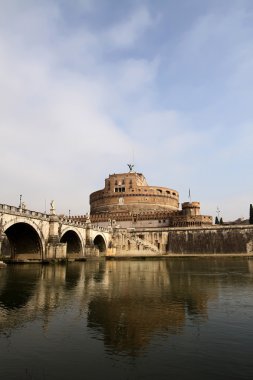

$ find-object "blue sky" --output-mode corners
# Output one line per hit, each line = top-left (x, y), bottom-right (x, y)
(0, 0), (253, 220)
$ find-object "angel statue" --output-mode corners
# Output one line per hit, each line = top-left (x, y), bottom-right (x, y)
(127, 163), (134, 172)
(50, 200), (56, 215)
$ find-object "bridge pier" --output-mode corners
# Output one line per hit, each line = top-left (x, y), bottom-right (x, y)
(85, 219), (93, 247)
(85, 219), (99, 257)
(0, 233), (4, 257)
(0, 218), (4, 256)
(48, 214), (60, 244)
(46, 243), (67, 260)
(46, 214), (66, 260)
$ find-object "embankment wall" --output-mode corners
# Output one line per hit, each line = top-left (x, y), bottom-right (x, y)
(167, 225), (253, 254)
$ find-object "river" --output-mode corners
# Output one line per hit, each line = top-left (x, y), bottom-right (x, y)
(0, 258), (253, 379)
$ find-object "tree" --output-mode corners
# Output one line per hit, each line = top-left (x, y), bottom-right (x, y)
(250, 204), (253, 224)
(215, 216), (219, 225)
(220, 217), (223, 225)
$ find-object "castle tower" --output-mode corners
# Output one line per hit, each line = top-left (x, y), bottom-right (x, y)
(181, 202), (201, 216)
(90, 166), (179, 215)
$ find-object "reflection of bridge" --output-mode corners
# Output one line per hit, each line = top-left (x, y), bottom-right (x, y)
(0, 204), (112, 261)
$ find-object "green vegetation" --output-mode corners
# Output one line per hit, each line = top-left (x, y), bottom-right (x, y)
(250, 204), (253, 224)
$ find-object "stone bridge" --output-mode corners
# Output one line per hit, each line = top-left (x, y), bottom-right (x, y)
(2, 203), (253, 261)
(0, 204), (112, 261)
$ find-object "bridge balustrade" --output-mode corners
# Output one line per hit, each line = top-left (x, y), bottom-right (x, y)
(0, 203), (49, 220)
(91, 224), (111, 233)
(59, 218), (86, 227)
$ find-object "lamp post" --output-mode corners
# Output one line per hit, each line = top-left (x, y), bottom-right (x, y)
(69, 210), (71, 218)
(19, 194), (22, 208)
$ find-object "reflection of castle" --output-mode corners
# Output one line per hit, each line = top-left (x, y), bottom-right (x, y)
(86, 166), (212, 228)
(88, 260), (185, 355)
(2, 259), (252, 356)
(87, 260), (218, 356)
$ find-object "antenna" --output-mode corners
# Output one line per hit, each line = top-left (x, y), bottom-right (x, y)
(188, 188), (192, 202)
(127, 147), (135, 173)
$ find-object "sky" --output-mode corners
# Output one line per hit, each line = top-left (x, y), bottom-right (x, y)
(0, 0), (253, 221)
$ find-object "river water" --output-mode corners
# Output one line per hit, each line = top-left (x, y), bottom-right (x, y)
(1, 258), (253, 380)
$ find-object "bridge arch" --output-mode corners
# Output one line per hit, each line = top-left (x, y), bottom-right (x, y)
(93, 234), (107, 253)
(3, 220), (44, 260)
(60, 228), (84, 256)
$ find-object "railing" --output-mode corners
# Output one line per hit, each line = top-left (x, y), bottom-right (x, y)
(91, 224), (112, 233)
(0, 203), (49, 220)
(59, 217), (86, 227)
(120, 230), (160, 253)
(132, 235), (160, 252)
(0, 203), (115, 234)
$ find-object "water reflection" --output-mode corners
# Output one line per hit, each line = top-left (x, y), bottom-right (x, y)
(88, 261), (183, 355)
(0, 265), (41, 310)
(0, 258), (253, 357)
(0, 262), (99, 332)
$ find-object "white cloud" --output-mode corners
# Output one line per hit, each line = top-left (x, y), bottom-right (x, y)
(0, 3), (134, 214)
(0, 0), (253, 221)
(128, 110), (217, 155)
(106, 6), (154, 48)
(112, 57), (159, 94)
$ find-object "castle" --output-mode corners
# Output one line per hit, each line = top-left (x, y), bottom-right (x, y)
(74, 165), (213, 228)
(1, 166), (253, 259)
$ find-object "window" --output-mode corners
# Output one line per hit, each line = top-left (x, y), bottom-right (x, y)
(114, 187), (125, 193)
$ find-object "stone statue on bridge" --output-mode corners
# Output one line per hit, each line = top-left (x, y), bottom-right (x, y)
(21, 202), (26, 211)
(85, 213), (91, 224)
(50, 200), (56, 215)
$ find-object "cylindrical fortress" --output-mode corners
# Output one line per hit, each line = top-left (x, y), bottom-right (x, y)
(90, 171), (179, 214)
